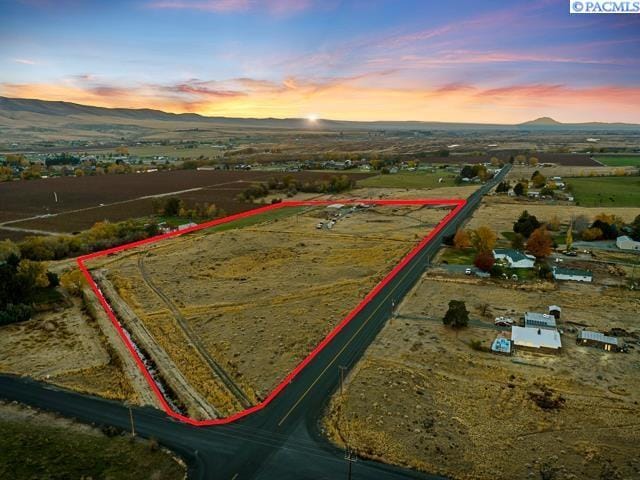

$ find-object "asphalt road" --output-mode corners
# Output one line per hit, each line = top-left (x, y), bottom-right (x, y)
(0, 164), (510, 480)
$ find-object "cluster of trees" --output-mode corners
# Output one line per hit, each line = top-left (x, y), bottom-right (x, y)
(238, 175), (355, 202)
(579, 213), (625, 241)
(456, 164), (491, 183)
(16, 220), (157, 262)
(151, 197), (225, 220)
(453, 225), (497, 272)
(512, 211), (553, 258)
(0, 248), (59, 326)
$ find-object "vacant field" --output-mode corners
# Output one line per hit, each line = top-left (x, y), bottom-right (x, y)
(358, 171), (457, 189)
(0, 401), (184, 480)
(0, 298), (137, 403)
(567, 176), (640, 207)
(466, 198), (639, 233)
(593, 155), (640, 167)
(324, 275), (640, 480)
(0, 169), (371, 225)
(90, 204), (452, 418)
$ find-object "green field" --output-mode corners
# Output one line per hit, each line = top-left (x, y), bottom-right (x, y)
(358, 171), (457, 189)
(0, 420), (184, 480)
(439, 247), (477, 265)
(593, 155), (640, 167)
(567, 176), (640, 207)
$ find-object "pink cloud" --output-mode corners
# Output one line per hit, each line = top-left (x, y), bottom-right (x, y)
(146, 0), (314, 14)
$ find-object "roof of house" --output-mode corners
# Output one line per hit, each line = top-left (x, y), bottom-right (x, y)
(578, 330), (619, 346)
(524, 312), (557, 328)
(553, 266), (593, 278)
(493, 248), (535, 263)
(511, 326), (562, 350)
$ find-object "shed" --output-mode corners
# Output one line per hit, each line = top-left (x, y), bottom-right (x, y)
(491, 336), (512, 355)
(524, 312), (557, 330)
(548, 305), (561, 319)
(577, 330), (620, 352)
(511, 326), (562, 354)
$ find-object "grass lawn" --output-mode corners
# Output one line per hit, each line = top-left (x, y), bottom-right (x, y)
(593, 155), (640, 167)
(439, 247), (477, 265)
(567, 176), (640, 207)
(0, 420), (184, 480)
(358, 171), (457, 189)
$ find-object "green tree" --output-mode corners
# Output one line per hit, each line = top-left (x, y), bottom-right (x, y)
(443, 300), (469, 329)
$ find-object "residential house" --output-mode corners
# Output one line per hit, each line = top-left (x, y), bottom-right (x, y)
(493, 248), (536, 269)
(511, 326), (562, 354)
(552, 266), (593, 283)
(616, 235), (640, 252)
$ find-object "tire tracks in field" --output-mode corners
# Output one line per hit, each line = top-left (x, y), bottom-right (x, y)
(137, 254), (253, 410)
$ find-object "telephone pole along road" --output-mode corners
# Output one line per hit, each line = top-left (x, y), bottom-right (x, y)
(0, 164), (510, 479)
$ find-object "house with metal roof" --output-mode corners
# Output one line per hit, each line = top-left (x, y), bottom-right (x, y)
(552, 266), (593, 283)
(511, 326), (562, 354)
(577, 330), (620, 352)
(524, 312), (557, 330)
(493, 248), (536, 269)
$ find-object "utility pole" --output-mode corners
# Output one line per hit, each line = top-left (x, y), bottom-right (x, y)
(128, 405), (136, 437)
(339, 365), (347, 396)
(345, 446), (357, 480)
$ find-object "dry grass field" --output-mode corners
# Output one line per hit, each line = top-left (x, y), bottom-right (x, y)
(0, 298), (137, 402)
(90, 204), (453, 418)
(324, 273), (640, 480)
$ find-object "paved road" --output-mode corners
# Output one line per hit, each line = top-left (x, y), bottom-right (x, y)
(0, 165), (510, 479)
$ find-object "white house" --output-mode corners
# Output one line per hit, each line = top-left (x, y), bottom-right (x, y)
(511, 326), (562, 353)
(493, 248), (536, 269)
(552, 266), (593, 283)
(616, 235), (640, 252)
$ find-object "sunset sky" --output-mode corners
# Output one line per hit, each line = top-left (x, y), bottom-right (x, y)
(1, 0), (639, 123)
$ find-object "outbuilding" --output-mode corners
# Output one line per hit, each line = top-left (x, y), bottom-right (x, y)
(577, 330), (620, 352)
(511, 326), (562, 354)
(524, 312), (557, 330)
(616, 235), (640, 252)
(552, 266), (593, 283)
(491, 336), (512, 355)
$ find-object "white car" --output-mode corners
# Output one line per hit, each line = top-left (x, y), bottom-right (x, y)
(494, 316), (514, 327)
(465, 268), (472, 275)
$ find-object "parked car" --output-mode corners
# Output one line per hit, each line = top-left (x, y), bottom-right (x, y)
(563, 250), (578, 257)
(494, 316), (514, 327)
(465, 268), (472, 275)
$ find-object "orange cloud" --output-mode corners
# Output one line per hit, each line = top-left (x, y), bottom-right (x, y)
(2, 79), (639, 124)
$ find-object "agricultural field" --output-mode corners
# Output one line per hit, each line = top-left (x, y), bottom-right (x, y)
(357, 171), (457, 189)
(0, 401), (184, 480)
(566, 176), (640, 207)
(593, 155), (640, 167)
(324, 274), (640, 480)
(0, 169), (371, 235)
(86, 203), (454, 419)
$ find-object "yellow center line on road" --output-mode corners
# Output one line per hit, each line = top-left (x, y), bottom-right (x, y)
(277, 253), (421, 427)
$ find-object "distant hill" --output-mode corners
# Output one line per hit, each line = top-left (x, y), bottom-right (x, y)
(0, 96), (638, 145)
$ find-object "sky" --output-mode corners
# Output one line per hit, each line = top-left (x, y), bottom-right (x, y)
(1, 0), (639, 123)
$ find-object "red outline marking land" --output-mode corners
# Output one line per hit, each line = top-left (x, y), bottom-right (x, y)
(78, 198), (465, 426)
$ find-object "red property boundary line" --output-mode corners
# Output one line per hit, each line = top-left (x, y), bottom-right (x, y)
(77, 198), (466, 426)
